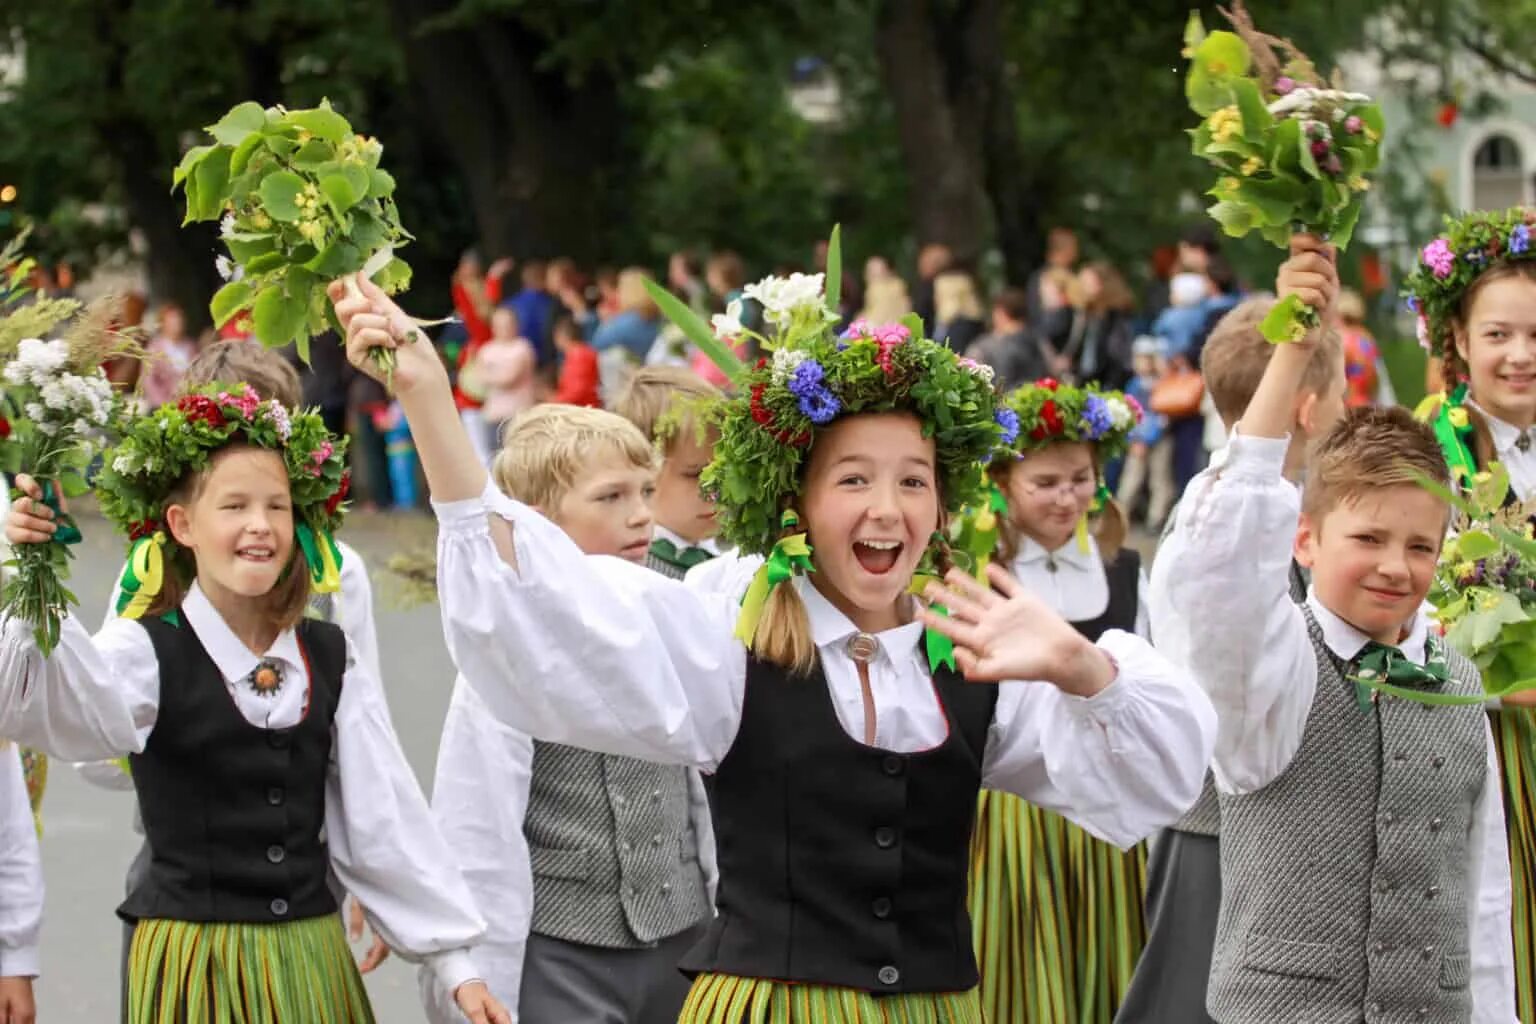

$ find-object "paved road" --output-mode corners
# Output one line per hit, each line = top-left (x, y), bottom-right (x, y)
(31, 507), (451, 1022)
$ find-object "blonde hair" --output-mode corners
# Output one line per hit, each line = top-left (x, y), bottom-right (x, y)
(934, 271), (983, 323)
(988, 446), (1125, 565)
(616, 268), (660, 318)
(491, 404), (655, 510)
(1302, 406), (1449, 522)
(181, 341), (302, 407)
(610, 366), (721, 456)
(1202, 296), (1342, 424)
(1080, 262), (1136, 314)
(148, 445), (314, 631)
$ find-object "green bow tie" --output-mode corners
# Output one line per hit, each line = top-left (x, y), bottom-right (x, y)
(649, 537), (715, 570)
(1350, 637), (1450, 711)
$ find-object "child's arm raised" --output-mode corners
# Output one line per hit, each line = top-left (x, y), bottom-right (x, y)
(0, 476), (157, 762)
(1154, 235), (1338, 797)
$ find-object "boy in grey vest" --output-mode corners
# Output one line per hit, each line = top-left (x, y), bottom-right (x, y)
(1154, 234), (1517, 1023)
(422, 405), (715, 1024)
(1123, 287), (1346, 1024)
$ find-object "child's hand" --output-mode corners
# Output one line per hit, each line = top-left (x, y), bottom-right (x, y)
(345, 895), (391, 974)
(4, 475), (58, 546)
(454, 980), (514, 1024)
(1276, 233), (1339, 338)
(921, 564), (1115, 697)
(327, 275), (450, 396)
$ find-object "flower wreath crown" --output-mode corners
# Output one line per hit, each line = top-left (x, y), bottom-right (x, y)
(1403, 206), (1536, 360)
(96, 384), (350, 619)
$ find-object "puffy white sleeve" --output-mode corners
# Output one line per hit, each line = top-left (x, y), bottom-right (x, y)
(1150, 432), (1316, 794)
(0, 613), (158, 762)
(322, 639), (487, 1000)
(335, 542), (382, 684)
(433, 480), (746, 771)
(0, 745), (41, 978)
(1466, 718), (1519, 1023)
(981, 629), (1217, 848)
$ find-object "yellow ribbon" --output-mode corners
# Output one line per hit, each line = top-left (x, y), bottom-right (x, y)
(117, 532), (168, 621)
(296, 523), (344, 594)
(734, 532), (814, 647)
(1074, 511), (1091, 554)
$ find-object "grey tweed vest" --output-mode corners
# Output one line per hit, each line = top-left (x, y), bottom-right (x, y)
(1207, 606), (1487, 1024)
(524, 741), (710, 948)
(644, 550), (690, 580)
(1173, 557), (1311, 837)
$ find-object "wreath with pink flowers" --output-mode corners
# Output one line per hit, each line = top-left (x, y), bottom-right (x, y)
(1403, 206), (1536, 360)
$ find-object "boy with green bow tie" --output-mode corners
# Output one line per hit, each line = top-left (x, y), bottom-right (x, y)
(1155, 235), (1518, 1023)
(613, 367), (726, 579)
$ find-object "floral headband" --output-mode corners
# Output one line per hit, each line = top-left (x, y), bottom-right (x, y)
(998, 378), (1143, 465)
(1403, 206), (1536, 360)
(96, 384), (350, 618)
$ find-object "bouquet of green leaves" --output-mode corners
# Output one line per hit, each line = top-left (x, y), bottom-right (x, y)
(173, 100), (415, 379)
(0, 239), (135, 653)
(1184, 1), (1384, 343)
(1422, 464), (1536, 701)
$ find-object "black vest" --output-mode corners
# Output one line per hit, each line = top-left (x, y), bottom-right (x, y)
(1071, 548), (1140, 642)
(682, 653), (999, 993)
(119, 615), (345, 925)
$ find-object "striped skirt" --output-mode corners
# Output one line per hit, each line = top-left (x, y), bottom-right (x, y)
(967, 791), (1147, 1023)
(127, 914), (374, 1024)
(1491, 708), (1535, 1023)
(679, 974), (983, 1023)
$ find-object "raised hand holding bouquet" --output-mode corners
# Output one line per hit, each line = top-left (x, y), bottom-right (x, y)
(1184, 1), (1383, 343)
(173, 100), (416, 382)
(0, 249), (133, 653)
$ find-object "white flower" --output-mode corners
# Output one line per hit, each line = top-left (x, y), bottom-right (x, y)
(265, 400), (292, 441)
(710, 298), (745, 338)
(744, 272), (827, 325)
(772, 348), (808, 383)
(24, 402), (45, 421)
(1105, 397), (1135, 429)
(7, 337), (68, 386)
(113, 452), (136, 474)
(1266, 87), (1372, 118)
(220, 213), (236, 238)
(215, 255), (236, 282)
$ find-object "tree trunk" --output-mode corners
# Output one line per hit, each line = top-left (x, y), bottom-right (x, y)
(387, 0), (630, 264)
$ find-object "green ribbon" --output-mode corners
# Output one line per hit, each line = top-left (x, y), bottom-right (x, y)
(649, 537), (715, 571)
(38, 480), (81, 545)
(735, 525), (815, 647)
(295, 522), (344, 593)
(1429, 382), (1478, 486)
(1349, 636), (1452, 711)
(1090, 482), (1113, 516)
(925, 604), (956, 673)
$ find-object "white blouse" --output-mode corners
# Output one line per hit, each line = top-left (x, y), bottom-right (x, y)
(0, 584), (487, 997)
(0, 745), (41, 979)
(1150, 431), (1518, 1022)
(1471, 401), (1536, 501)
(432, 480), (1218, 851)
(1009, 534), (1150, 638)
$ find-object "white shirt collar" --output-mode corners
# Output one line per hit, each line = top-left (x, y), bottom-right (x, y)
(652, 523), (722, 556)
(795, 576), (925, 666)
(1015, 532), (1101, 573)
(1305, 587), (1429, 665)
(182, 582), (307, 684)
(1468, 400), (1536, 458)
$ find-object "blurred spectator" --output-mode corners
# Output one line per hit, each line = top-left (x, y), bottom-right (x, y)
(501, 259), (556, 365)
(911, 243), (953, 332)
(474, 307), (539, 437)
(965, 286), (1046, 390)
(689, 251), (753, 385)
(1177, 223), (1221, 276)
(549, 258), (598, 340)
(105, 291), (147, 393)
(1064, 262), (1135, 389)
(669, 250), (708, 312)
(593, 268), (661, 401)
(933, 271), (986, 352)
(858, 255), (912, 325)
(1138, 245), (1180, 333)
(1337, 288), (1395, 408)
(1151, 272), (1210, 363)
(551, 314), (601, 408)
(1117, 336), (1174, 531)
(450, 249), (508, 347)
(1026, 227), (1080, 327)
(595, 268), (624, 322)
(140, 304), (200, 407)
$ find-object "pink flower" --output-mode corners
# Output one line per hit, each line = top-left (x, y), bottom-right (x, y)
(1274, 76), (1296, 95)
(872, 323), (910, 346)
(1416, 313), (1432, 352)
(1344, 115), (1363, 135)
(1422, 238), (1456, 279)
(1125, 393), (1145, 419)
(310, 440), (335, 475)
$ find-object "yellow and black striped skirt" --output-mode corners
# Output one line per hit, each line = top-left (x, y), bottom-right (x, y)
(679, 973), (984, 1023)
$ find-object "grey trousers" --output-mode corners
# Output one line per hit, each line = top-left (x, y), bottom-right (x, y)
(518, 924), (704, 1024)
(1113, 828), (1220, 1024)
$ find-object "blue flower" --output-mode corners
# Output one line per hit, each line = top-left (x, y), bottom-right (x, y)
(799, 387), (842, 424)
(1512, 224), (1531, 255)
(994, 408), (1020, 447)
(1405, 295), (1420, 313)
(1081, 395), (1113, 440)
(787, 360), (825, 399)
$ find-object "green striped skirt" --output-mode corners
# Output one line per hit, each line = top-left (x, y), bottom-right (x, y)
(127, 914), (374, 1024)
(679, 974), (983, 1023)
(1491, 708), (1535, 1023)
(967, 791), (1147, 1024)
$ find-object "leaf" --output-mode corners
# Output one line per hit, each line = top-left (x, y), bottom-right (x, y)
(290, 140), (334, 170)
(1297, 132), (1322, 180)
(1456, 529), (1501, 560)
(374, 257), (412, 293)
(191, 146), (231, 222)
(644, 277), (745, 382)
(1185, 67), (1231, 118)
(1330, 200), (1363, 251)
(1231, 78), (1272, 143)
(320, 172), (361, 216)
(208, 102), (268, 147)
(226, 235), (276, 265)
(824, 224), (842, 313)
(1183, 11), (1207, 54)
(59, 471), (90, 498)
(210, 279), (254, 328)
(304, 240), (362, 277)
(172, 144), (213, 188)
(258, 171), (306, 223)
(180, 174), (202, 227)
(1259, 294), (1309, 343)
(367, 167), (395, 199)
(1235, 178), (1303, 227)
(287, 102), (351, 144)
(349, 208), (386, 253)
(242, 251), (286, 275)
(1207, 199), (1254, 238)
(251, 284), (309, 349)
(229, 132), (265, 178)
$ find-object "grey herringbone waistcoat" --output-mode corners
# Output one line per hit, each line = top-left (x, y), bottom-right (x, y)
(644, 550), (689, 580)
(1208, 607), (1486, 1024)
(525, 740), (709, 948)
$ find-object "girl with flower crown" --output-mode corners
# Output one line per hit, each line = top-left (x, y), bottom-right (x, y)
(959, 378), (1150, 1023)
(0, 392), (513, 1024)
(329, 255), (1218, 1023)
(1406, 207), (1536, 1022)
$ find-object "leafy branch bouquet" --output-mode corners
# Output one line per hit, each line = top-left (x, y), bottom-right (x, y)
(0, 235), (137, 653)
(1184, 1), (1384, 343)
(173, 100), (416, 382)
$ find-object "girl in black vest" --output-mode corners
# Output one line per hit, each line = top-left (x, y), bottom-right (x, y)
(0, 388), (511, 1024)
(962, 379), (1149, 1023)
(331, 258), (1216, 1023)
